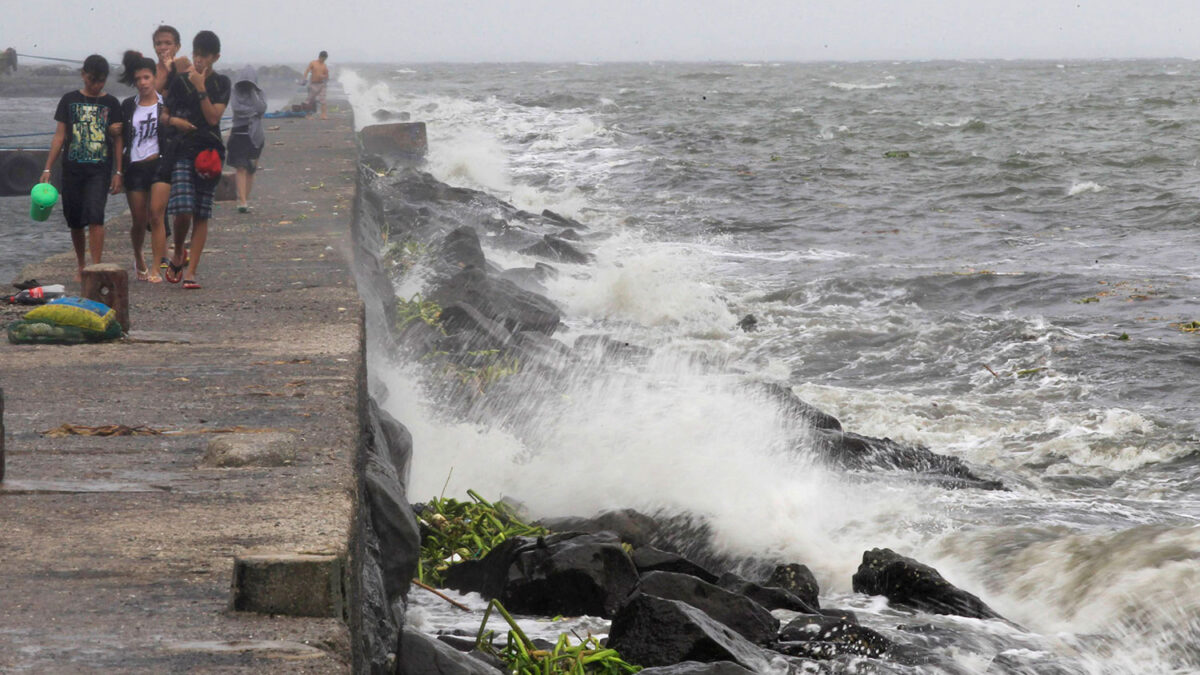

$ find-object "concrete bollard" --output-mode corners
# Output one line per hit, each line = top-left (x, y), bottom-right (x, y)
(358, 122), (427, 160)
(231, 553), (344, 617)
(81, 263), (130, 332)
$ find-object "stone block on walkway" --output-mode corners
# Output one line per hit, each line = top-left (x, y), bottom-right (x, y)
(231, 552), (345, 618)
(201, 432), (298, 468)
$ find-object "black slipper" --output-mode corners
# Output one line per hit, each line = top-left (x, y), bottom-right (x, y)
(165, 260), (184, 284)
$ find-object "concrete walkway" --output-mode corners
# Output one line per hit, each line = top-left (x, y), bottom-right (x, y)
(0, 110), (362, 672)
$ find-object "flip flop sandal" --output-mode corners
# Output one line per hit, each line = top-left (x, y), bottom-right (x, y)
(164, 260), (184, 284)
(182, 279), (202, 290)
(147, 274), (164, 284)
(160, 257), (170, 270)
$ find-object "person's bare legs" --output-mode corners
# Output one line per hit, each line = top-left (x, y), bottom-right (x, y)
(127, 190), (149, 277)
(87, 224), (104, 265)
(320, 100), (328, 120)
(150, 181), (171, 271)
(184, 218), (207, 284)
(172, 213), (191, 268)
(235, 168), (249, 208)
(70, 228), (87, 281)
(148, 183), (169, 282)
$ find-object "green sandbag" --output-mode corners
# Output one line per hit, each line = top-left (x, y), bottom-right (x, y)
(7, 319), (122, 345)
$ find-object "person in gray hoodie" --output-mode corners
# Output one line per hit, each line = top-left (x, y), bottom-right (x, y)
(226, 65), (267, 212)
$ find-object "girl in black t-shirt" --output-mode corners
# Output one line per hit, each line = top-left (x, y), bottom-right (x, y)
(40, 54), (124, 281)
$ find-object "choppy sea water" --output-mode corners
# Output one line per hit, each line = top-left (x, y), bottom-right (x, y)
(347, 61), (1200, 674)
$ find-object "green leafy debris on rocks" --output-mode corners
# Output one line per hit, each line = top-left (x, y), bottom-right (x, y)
(1015, 367), (1045, 378)
(396, 294), (443, 332)
(883, 150), (911, 159)
(1075, 296), (1100, 304)
(416, 490), (547, 587)
(1117, 332), (1130, 341)
(475, 599), (642, 674)
(1172, 320), (1200, 333)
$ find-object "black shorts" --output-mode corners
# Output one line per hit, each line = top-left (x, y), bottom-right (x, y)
(152, 138), (177, 184)
(61, 168), (109, 229)
(226, 131), (262, 173)
(124, 157), (160, 192)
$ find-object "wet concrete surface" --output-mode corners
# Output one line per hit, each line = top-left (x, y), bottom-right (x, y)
(0, 109), (361, 672)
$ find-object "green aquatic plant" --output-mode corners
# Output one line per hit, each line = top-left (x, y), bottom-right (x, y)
(395, 294), (443, 332)
(475, 599), (642, 675)
(416, 490), (547, 587)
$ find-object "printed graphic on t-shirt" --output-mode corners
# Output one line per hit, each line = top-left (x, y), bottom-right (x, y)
(131, 102), (159, 162)
(68, 102), (111, 164)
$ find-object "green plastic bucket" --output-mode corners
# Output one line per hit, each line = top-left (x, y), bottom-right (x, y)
(30, 183), (58, 222)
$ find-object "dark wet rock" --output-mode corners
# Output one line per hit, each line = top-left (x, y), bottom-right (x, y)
(353, 401), (421, 674)
(636, 663), (756, 675)
(556, 228), (583, 241)
(507, 330), (572, 373)
(435, 635), (507, 671)
(632, 546), (719, 584)
(542, 209), (588, 230)
(716, 572), (817, 614)
(852, 548), (1004, 621)
(574, 334), (654, 365)
(363, 401), (420, 604)
(444, 532), (638, 618)
(399, 627), (502, 674)
(607, 594), (773, 671)
(766, 563), (821, 610)
(430, 267), (560, 335)
(537, 509), (664, 549)
(438, 303), (513, 352)
(439, 226), (487, 271)
(778, 614), (895, 658)
(751, 382), (842, 432)
(817, 607), (858, 624)
(814, 429), (1005, 490)
(636, 571), (779, 645)
(519, 234), (594, 264)
(373, 109), (411, 122)
(736, 314), (758, 332)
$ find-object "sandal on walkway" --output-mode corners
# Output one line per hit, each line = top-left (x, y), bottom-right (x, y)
(164, 260), (184, 284)
(147, 273), (163, 284)
(134, 261), (149, 282)
(182, 279), (202, 290)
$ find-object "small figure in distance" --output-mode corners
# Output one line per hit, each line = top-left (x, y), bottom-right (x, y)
(303, 50), (329, 120)
(1, 47), (17, 75)
(118, 50), (167, 283)
(161, 30), (231, 290)
(42, 54), (125, 281)
(227, 66), (267, 213)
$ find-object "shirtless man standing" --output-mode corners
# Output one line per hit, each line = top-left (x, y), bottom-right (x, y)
(303, 51), (329, 120)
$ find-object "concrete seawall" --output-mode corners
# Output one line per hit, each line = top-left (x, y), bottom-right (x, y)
(0, 108), (388, 672)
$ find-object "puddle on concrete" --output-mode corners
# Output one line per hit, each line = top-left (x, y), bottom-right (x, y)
(0, 479), (168, 494)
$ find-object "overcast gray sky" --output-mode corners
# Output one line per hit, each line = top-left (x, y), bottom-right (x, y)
(5, 1), (1200, 65)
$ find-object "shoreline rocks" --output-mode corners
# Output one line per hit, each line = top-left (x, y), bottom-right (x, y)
(352, 161), (1014, 672)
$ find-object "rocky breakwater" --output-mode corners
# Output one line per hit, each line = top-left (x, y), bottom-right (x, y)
(348, 143), (1011, 671)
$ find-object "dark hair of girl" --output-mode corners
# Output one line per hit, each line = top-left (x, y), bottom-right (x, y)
(118, 50), (156, 86)
(81, 54), (109, 80)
